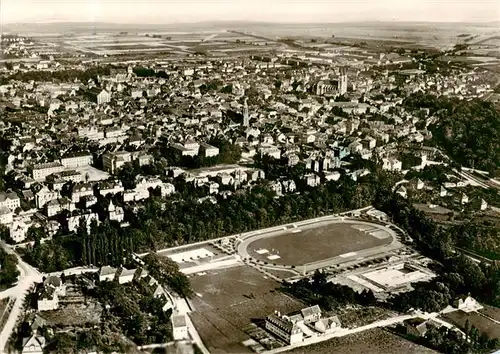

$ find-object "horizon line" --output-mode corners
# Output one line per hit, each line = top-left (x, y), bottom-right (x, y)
(4, 19), (500, 26)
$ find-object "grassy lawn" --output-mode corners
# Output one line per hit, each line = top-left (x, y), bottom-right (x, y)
(189, 265), (304, 353)
(284, 328), (438, 354)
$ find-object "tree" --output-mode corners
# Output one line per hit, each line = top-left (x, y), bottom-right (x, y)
(143, 253), (193, 298)
(117, 161), (140, 189)
(0, 248), (19, 287)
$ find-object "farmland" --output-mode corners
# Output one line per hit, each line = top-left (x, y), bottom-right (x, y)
(189, 265), (304, 353)
(284, 328), (438, 354)
(29, 30), (284, 57)
(440, 310), (500, 339)
(245, 220), (395, 267)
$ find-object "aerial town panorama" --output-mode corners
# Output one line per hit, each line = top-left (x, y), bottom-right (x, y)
(0, 8), (499, 354)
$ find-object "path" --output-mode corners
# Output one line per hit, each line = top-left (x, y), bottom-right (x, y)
(175, 298), (210, 354)
(263, 310), (460, 354)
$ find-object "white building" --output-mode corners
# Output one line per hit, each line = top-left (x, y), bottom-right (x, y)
(71, 183), (94, 203)
(97, 89), (111, 105)
(118, 268), (136, 284)
(22, 334), (46, 354)
(35, 187), (59, 209)
(109, 201), (125, 222)
(382, 158), (402, 172)
(9, 217), (32, 243)
(172, 314), (189, 341)
(68, 213), (98, 232)
(199, 142), (219, 157)
(102, 151), (152, 174)
(0, 207), (13, 225)
(60, 154), (93, 169)
(0, 191), (20, 211)
(29, 162), (65, 181)
(99, 266), (117, 282)
(46, 198), (75, 217)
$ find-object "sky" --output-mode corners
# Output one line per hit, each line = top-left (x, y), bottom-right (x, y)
(1, 0), (499, 24)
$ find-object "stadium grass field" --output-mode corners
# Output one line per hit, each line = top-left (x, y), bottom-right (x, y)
(245, 220), (394, 267)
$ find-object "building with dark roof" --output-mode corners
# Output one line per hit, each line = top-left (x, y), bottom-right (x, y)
(265, 312), (303, 345)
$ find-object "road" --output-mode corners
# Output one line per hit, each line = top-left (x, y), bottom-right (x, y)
(0, 241), (42, 353)
(263, 310), (461, 354)
(454, 168), (490, 189)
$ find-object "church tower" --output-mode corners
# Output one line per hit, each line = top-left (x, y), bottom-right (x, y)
(242, 98), (249, 127)
(338, 67), (348, 95)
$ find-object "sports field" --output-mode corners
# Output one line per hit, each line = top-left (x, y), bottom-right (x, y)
(189, 265), (304, 353)
(245, 220), (395, 267)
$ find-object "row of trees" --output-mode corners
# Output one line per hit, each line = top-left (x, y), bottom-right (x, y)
(283, 270), (376, 311)
(23, 167), (383, 273)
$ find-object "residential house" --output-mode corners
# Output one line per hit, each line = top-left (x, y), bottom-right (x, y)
(382, 158), (402, 172)
(314, 316), (342, 333)
(0, 191), (20, 211)
(102, 151), (152, 174)
(0, 207), (13, 225)
(99, 266), (117, 282)
(21, 334), (46, 354)
(172, 314), (189, 341)
(269, 181), (283, 196)
(199, 142), (219, 157)
(118, 267), (137, 284)
(46, 198), (75, 217)
(68, 213), (98, 232)
(171, 140), (200, 157)
(404, 318), (433, 337)
(35, 187), (59, 209)
(98, 180), (124, 197)
(303, 173), (321, 187)
(301, 305), (322, 324)
(37, 286), (59, 311)
(109, 201), (125, 222)
(325, 171), (341, 181)
(71, 183), (94, 203)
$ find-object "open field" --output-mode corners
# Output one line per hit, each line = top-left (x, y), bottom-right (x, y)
(336, 306), (394, 329)
(440, 311), (500, 339)
(246, 221), (394, 266)
(31, 29), (283, 57)
(480, 305), (500, 322)
(189, 265), (304, 353)
(283, 328), (438, 354)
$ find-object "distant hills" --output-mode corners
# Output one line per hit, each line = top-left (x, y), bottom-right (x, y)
(3, 20), (500, 35)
